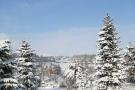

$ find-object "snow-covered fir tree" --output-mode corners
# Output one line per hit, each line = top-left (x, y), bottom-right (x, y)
(124, 42), (135, 83)
(16, 41), (40, 90)
(95, 14), (123, 90)
(76, 65), (88, 90)
(0, 40), (19, 90)
(75, 57), (90, 90)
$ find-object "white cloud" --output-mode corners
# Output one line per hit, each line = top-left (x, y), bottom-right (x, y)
(30, 27), (99, 56)
(31, 24), (135, 56)
(0, 33), (10, 40)
(2, 24), (135, 56)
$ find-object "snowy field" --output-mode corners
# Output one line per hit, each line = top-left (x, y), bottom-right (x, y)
(37, 85), (135, 90)
(122, 85), (135, 90)
(37, 87), (66, 90)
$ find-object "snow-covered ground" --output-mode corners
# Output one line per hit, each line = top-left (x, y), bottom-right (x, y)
(37, 87), (66, 90)
(37, 85), (135, 90)
(122, 85), (135, 90)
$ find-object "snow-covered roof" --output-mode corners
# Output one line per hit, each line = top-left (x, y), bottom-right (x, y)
(127, 44), (134, 49)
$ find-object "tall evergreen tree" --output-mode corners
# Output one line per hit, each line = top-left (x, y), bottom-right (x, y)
(124, 42), (135, 83)
(0, 40), (18, 90)
(17, 41), (39, 90)
(95, 14), (122, 90)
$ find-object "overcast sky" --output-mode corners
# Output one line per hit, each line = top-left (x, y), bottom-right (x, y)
(0, 0), (135, 56)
